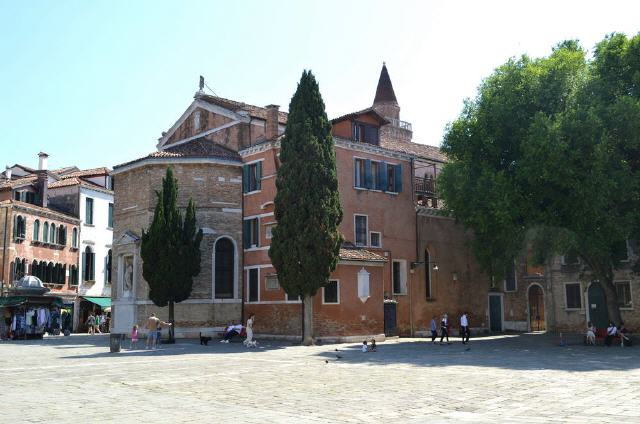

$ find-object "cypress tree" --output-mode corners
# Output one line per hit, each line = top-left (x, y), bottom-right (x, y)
(141, 167), (203, 342)
(269, 70), (343, 345)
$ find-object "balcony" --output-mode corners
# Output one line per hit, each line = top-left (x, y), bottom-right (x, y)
(415, 177), (439, 209)
(387, 118), (412, 132)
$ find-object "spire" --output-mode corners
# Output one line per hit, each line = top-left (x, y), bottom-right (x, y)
(373, 62), (398, 104)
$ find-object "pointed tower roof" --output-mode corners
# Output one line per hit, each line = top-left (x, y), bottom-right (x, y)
(373, 62), (398, 104)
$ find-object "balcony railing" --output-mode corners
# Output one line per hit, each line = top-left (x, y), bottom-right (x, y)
(387, 118), (412, 131)
(414, 177), (436, 196)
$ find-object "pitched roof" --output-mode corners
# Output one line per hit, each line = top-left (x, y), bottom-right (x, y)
(48, 177), (80, 189)
(331, 108), (389, 125)
(197, 94), (288, 124)
(48, 177), (113, 194)
(380, 139), (447, 163)
(374, 63), (398, 104)
(60, 167), (110, 179)
(339, 243), (387, 262)
(114, 137), (242, 170)
(0, 175), (37, 190)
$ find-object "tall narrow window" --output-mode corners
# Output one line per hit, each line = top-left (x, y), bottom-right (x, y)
(58, 225), (66, 246)
(425, 249), (432, 299)
(85, 197), (94, 225)
(616, 281), (632, 308)
(43, 222), (49, 243)
(504, 261), (517, 292)
(323, 280), (339, 304)
(354, 215), (368, 246)
(49, 223), (56, 244)
(242, 162), (262, 193)
(565, 283), (582, 309)
(33, 219), (40, 241)
(354, 159), (366, 188)
(392, 260), (407, 294)
(72, 227), (78, 248)
(106, 249), (112, 283)
(243, 218), (260, 249)
(214, 238), (235, 299)
(83, 246), (95, 281)
(108, 203), (114, 228)
(247, 268), (259, 302)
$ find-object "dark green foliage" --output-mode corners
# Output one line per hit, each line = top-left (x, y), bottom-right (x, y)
(440, 34), (640, 323)
(269, 70), (343, 300)
(141, 167), (203, 337)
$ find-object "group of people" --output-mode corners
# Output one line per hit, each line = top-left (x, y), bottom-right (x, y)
(85, 312), (108, 335)
(127, 313), (173, 350)
(429, 312), (470, 345)
(220, 313), (255, 347)
(585, 320), (632, 347)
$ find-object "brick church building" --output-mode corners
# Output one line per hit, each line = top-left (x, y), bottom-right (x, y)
(110, 65), (494, 340)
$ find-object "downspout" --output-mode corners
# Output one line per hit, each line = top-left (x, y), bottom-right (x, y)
(1, 205), (9, 296)
(409, 157), (416, 337)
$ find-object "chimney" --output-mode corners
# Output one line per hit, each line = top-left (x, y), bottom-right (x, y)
(36, 171), (48, 208)
(5, 166), (11, 180)
(38, 152), (49, 171)
(265, 105), (279, 140)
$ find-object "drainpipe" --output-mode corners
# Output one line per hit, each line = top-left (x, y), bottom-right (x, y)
(409, 158), (416, 337)
(1, 206), (9, 296)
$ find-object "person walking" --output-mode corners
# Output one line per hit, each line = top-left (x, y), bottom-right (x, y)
(130, 325), (139, 350)
(243, 313), (255, 347)
(94, 313), (102, 334)
(86, 313), (96, 335)
(145, 313), (172, 349)
(460, 312), (470, 344)
(430, 316), (438, 344)
(440, 313), (450, 345)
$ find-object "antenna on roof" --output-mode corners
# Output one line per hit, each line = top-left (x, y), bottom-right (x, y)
(198, 75), (219, 97)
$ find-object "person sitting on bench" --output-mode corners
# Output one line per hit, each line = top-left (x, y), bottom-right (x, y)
(220, 324), (243, 343)
(619, 322), (632, 347)
(605, 322), (617, 346)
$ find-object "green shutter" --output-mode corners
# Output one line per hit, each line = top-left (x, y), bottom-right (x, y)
(90, 253), (95, 280)
(256, 161), (262, 190)
(394, 164), (403, 192)
(253, 218), (260, 247)
(364, 159), (372, 189)
(242, 165), (249, 193)
(12, 216), (17, 238)
(380, 162), (388, 192)
(82, 252), (86, 281)
(243, 220), (251, 248)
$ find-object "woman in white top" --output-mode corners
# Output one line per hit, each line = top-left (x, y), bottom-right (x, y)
(244, 313), (255, 347)
(585, 321), (596, 345)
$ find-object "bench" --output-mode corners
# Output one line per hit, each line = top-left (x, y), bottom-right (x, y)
(217, 328), (246, 342)
(587, 328), (632, 346)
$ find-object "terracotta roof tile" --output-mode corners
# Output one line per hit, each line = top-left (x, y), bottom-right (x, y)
(48, 178), (80, 189)
(339, 243), (387, 262)
(331, 108), (389, 125)
(60, 167), (110, 179)
(0, 175), (37, 189)
(198, 94), (288, 124)
(379, 139), (447, 162)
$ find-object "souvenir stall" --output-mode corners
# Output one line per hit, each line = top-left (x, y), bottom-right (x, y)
(1, 276), (64, 339)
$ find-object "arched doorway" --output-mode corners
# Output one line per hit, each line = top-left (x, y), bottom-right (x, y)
(588, 282), (608, 328)
(528, 284), (545, 331)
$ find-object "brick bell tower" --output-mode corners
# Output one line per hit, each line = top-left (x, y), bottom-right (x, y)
(372, 62), (412, 143)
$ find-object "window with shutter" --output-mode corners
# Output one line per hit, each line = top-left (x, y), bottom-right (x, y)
(394, 164), (403, 192)
(248, 268), (259, 302)
(364, 159), (372, 189)
(355, 215), (368, 246)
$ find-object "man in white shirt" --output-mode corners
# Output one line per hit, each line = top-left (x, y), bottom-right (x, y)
(460, 312), (470, 344)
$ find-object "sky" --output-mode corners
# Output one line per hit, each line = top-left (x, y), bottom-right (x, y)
(1, 1), (639, 170)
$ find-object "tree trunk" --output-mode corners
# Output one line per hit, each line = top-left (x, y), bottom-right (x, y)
(168, 301), (175, 344)
(603, 279), (623, 325)
(302, 295), (314, 346)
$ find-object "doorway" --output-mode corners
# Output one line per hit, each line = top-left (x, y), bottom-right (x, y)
(588, 282), (608, 328)
(383, 302), (398, 336)
(488, 294), (503, 332)
(528, 284), (545, 331)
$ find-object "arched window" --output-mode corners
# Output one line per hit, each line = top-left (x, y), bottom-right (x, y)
(32, 260), (39, 279)
(43, 222), (49, 243)
(83, 246), (95, 281)
(33, 220), (40, 241)
(47, 262), (54, 284)
(72, 228), (78, 248)
(70, 265), (78, 286)
(106, 249), (112, 283)
(21, 258), (27, 277)
(39, 261), (46, 281)
(214, 237), (235, 299)
(50, 223), (56, 245)
(13, 215), (26, 239)
(57, 225), (67, 246)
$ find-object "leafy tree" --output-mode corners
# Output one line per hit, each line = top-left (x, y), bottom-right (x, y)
(141, 167), (203, 342)
(269, 70), (343, 345)
(440, 35), (640, 324)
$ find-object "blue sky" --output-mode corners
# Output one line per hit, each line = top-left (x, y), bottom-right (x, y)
(1, 1), (639, 170)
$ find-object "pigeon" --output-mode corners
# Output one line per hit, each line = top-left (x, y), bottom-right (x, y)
(324, 360), (329, 364)
(334, 348), (340, 352)
(335, 354), (342, 359)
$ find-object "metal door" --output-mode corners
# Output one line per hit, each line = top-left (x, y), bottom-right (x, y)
(489, 295), (503, 332)
(588, 282), (608, 328)
(384, 302), (397, 336)
(528, 285), (545, 331)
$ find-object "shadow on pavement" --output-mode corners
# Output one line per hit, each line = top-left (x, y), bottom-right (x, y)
(314, 332), (640, 372)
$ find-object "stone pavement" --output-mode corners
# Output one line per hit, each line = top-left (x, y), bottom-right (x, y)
(1, 333), (639, 423)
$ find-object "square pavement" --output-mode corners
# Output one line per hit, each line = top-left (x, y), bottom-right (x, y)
(1, 333), (638, 423)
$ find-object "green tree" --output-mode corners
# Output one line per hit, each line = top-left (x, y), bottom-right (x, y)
(141, 167), (203, 342)
(269, 70), (343, 345)
(440, 35), (640, 325)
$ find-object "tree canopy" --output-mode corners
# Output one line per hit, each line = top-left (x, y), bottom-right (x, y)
(141, 167), (203, 341)
(269, 70), (343, 344)
(440, 34), (640, 323)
